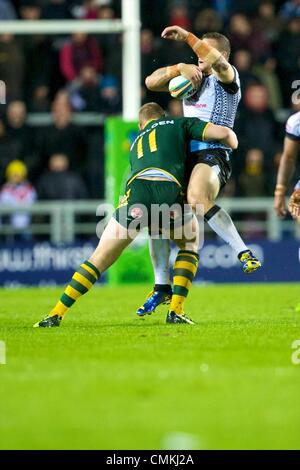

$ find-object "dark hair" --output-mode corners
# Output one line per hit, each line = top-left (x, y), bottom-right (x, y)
(138, 102), (165, 124)
(202, 32), (231, 57)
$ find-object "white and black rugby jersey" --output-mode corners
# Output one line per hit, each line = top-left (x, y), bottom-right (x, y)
(286, 111), (300, 141)
(183, 66), (241, 152)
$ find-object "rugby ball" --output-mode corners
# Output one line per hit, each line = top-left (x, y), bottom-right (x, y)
(169, 75), (196, 100)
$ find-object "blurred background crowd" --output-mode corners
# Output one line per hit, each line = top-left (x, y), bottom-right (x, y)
(0, 0), (300, 209)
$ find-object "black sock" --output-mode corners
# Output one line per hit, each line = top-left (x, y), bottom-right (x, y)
(154, 284), (172, 293)
(204, 205), (221, 222)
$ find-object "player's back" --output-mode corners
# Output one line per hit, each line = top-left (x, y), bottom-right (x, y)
(128, 117), (207, 187)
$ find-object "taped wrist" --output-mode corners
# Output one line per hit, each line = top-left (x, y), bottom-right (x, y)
(274, 184), (286, 196)
(186, 33), (222, 64)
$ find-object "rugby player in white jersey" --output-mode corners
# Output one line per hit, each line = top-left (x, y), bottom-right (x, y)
(274, 110), (300, 311)
(274, 110), (300, 219)
(137, 25), (261, 316)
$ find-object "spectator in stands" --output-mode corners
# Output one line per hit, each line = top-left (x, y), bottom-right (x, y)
(19, 0), (41, 20)
(280, 0), (300, 20)
(97, 5), (121, 80)
(232, 49), (259, 95)
(42, 0), (73, 20)
(69, 66), (120, 113)
(60, 32), (103, 83)
(100, 75), (121, 114)
(276, 17), (300, 106)
(0, 160), (37, 240)
(252, 57), (283, 112)
(19, 1), (52, 110)
(5, 101), (36, 173)
(29, 83), (51, 112)
(141, 29), (158, 82)
(0, 119), (17, 184)
(37, 153), (88, 200)
(227, 0), (261, 16)
(254, 0), (282, 42)
(227, 13), (271, 63)
(194, 8), (223, 36)
(0, 0), (16, 20)
(72, 0), (100, 19)
(168, 4), (192, 30)
(35, 92), (87, 171)
(0, 34), (24, 101)
(239, 149), (267, 198)
(235, 84), (278, 160)
(97, 4), (115, 20)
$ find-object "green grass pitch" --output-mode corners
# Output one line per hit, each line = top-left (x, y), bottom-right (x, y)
(0, 283), (300, 450)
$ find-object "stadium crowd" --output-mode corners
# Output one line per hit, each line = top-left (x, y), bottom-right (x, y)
(0, 0), (300, 203)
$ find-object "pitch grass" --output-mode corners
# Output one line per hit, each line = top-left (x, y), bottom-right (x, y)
(0, 283), (300, 450)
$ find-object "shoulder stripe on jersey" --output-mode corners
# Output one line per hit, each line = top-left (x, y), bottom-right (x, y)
(202, 122), (211, 141)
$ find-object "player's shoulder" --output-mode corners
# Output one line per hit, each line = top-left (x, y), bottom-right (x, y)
(286, 111), (300, 139)
(214, 65), (241, 94)
(175, 116), (201, 127)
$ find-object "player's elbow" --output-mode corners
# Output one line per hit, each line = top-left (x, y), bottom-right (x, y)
(228, 129), (238, 149)
(145, 75), (156, 91)
(220, 127), (238, 150)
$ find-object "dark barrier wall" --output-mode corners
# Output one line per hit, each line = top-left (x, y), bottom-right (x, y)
(0, 240), (299, 286)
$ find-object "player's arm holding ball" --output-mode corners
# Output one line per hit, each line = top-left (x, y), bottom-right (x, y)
(145, 63), (202, 92)
(161, 25), (235, 84)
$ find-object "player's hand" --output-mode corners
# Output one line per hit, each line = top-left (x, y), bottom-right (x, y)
(178, 63), (202, 90)
(274, 194), (287, 218)
(288, 190), (300, 219)
(161, 25), (189, 41)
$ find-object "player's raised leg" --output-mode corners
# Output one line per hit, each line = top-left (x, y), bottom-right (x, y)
(187, 163), (261, 273)
(136, 237), (172, 316)
(34, 218), (136, 327)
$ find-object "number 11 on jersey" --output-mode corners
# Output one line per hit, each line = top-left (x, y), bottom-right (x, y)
(137, 129), (157, 158)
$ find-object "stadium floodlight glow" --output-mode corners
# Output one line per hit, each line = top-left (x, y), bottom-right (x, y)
(0, 0), (141, 121)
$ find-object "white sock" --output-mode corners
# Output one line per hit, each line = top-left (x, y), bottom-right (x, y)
(205, 205), (248, 256)
(149, 237), (171, 285)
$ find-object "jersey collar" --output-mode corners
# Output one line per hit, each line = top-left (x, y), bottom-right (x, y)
(142, 119), (157, 130)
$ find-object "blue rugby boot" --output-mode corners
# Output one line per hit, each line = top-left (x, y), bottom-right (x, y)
(136, 287), (172, 317)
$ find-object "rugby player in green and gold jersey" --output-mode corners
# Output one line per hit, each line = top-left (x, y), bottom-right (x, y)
(34, 102), (237, 327)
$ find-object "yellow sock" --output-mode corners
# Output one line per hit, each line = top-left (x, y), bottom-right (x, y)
(50, 260), (100, 317)
(170, 250), (199, 315)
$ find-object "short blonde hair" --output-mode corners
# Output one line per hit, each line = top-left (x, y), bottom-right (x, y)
(138, 102), (165, 127)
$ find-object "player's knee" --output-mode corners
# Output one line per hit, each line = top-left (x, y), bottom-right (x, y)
(187, 187), (215, 213)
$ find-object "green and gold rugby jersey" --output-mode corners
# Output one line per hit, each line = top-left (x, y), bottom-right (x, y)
(128, 117), (209, 188)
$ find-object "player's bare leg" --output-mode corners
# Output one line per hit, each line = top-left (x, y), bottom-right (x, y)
(187, 163), (261, 273)
(34, 218), (137, 327)
(89, 218), (136, 273)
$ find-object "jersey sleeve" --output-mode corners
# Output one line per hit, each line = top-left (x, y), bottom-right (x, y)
(217, 66), (240, 95)
(285, 112), (300, 141)
(183, 117), (209, 142)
